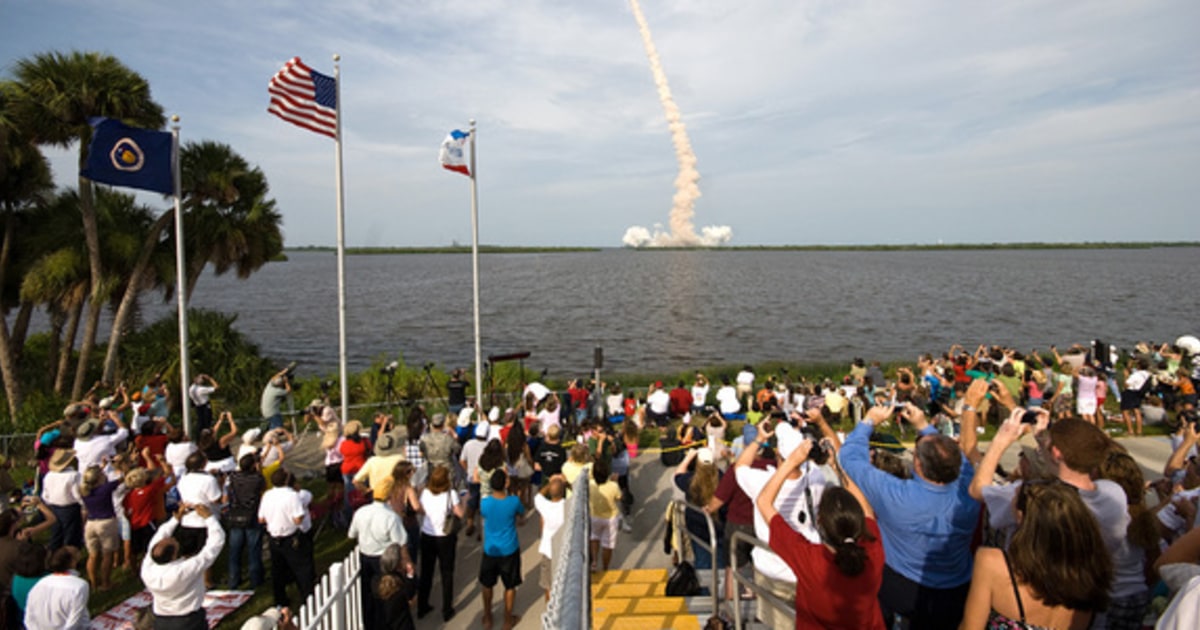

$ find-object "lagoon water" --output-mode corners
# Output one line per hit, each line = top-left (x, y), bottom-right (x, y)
(144, 247), (1198, 378)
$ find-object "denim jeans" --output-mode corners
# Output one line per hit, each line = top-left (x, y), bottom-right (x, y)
(227, 525), (264, 588)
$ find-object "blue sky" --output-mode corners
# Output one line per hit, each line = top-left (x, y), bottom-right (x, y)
(3, 0), (1198, 247)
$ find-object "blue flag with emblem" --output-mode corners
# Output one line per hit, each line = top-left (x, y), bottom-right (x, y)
(81, 117), (174, 195)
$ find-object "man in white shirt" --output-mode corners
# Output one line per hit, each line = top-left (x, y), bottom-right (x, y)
(73, 414), (129, 473)
(141, 503), (225, 630)
(187, 374), (219, 433)
(258, 468), (314, 609)
(716, 376), (742, 419)
(25, 546), (90, 630)
(348, 477), (410, 626)
(176, 452), (223, 557)
(734, 419), (826, 630)
(736, 365), (756, 398)
(646, 382), (671, 427)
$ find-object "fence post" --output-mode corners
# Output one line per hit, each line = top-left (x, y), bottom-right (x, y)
(330, 562), (345, 630)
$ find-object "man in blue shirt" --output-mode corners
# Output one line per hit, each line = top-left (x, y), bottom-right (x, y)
(838, 379), (984, 630)
(479, 469), (525, 630)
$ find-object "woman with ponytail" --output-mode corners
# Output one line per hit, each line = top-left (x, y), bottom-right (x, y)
(757, 435), (885, 629)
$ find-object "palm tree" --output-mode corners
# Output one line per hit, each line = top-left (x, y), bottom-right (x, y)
(100, 140), (283, 381)
(178, 141), (283, 300)
(12, 51), (164, 399)
(0, 83), (53, 421)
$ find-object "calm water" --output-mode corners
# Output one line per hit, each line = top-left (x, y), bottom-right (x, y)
(134, 247), (1199, 378)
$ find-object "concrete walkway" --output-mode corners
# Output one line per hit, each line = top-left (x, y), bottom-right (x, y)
(281, 431), (1178, 630)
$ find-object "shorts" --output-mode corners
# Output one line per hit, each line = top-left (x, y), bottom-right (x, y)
(85, 517), (120, 554)
(468, 482), (481, 511)
(479, 551), (522, 589)
(727, 522), (755, 570)
(118, 513), (131, 542)
(590, 516), (619, 550)
(1077, 397), (1098, 416)
(325, 463), (343, 483)
(538, 554), (553, 591)
(1120, 390), (1143, 411)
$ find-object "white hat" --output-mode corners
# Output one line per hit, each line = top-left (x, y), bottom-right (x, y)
(474, 422), (489, 440)
(240, 608), (282, 630)
(775, 423), (805, 460)
(243, 428), (263, 444)
(696, 448), (714, 465)
(99, 396), (115, 409)
(488, 406), (501, 422)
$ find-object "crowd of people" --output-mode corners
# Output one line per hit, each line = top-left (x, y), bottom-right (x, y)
(3, 337), (1200, 630)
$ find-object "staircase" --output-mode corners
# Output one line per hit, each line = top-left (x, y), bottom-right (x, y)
(590, 568), (703, 630)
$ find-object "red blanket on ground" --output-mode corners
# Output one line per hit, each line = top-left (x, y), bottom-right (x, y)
(89, 590), (254, 629)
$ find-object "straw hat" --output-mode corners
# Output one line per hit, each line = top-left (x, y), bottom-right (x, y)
(75, 420), (98, 441)
(430, 413), (446, 428)
(344, 420), (363, 438)
(374, 433), (402, 457)
(49, 449), (77, 472)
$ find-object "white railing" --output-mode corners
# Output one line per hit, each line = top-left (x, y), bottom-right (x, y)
(297, 547), (363, 630)
(542, 466), (592, 630)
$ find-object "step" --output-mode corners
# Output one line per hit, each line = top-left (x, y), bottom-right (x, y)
(592, 582), (668, 599)
(591, 613), (703, 630)
(594, 568), (670, 584)
(593, 596), (691, 616)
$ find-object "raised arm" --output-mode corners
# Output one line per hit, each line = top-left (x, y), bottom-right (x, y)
(756, 439), (813, 523)
(968, 408), (1034, 501)
(958, 378), (988, 462)
(1165, 424), (1199, 480)
(734, 421), (773, 469)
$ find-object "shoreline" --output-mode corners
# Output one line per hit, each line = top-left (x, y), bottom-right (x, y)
(282, 241), (1200, 255)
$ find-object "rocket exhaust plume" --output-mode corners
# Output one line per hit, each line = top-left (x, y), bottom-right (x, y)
(623, 0), (732, 248)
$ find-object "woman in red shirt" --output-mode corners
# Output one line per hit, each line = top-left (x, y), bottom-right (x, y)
(338, 420), (371, 513)
(757, 435), (886, 630)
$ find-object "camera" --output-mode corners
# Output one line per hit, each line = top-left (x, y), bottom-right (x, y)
(284, 361), (298, 378)
(798, 424), (830, 466)
(380, 361), (399, 376)
(423, 361), (435, 372)
(1019, 410), (1039, 424)
(319, 379), (334, 392)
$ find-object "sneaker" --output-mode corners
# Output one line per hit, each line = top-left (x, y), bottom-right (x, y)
(621, 518), (633, 533)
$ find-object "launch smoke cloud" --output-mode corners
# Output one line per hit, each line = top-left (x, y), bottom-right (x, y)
(623, 0), (732, 248)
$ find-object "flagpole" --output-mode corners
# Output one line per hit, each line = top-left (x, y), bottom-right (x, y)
(333, 54), (350, 424)
(468, 120), (483, 405)
(171, 115), (193, 438)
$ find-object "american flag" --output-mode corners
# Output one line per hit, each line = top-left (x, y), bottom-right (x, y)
(268, 57), (337, 139)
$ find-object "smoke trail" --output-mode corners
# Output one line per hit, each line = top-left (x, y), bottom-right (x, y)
(624, 0), (732, 248)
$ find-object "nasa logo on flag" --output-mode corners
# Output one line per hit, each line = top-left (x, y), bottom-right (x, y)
(82, 118), (174, 194)
(109, 137), (146, 172)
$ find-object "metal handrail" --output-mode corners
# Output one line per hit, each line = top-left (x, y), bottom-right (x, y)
(729, 529), (795, 630)
(668, 499), (721, 618)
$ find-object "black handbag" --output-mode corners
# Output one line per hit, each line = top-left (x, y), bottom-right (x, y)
(665, 560), (702, 597)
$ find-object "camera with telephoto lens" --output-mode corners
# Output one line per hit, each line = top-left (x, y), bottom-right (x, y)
(798, 423), (830, 466)
(380, 361), (399, 376)
(319, 379), (334, 392)
(284, 361), (298, 378)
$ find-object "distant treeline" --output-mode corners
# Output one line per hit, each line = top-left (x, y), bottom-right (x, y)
(287, 245), (601, 254)
(284, 241), (1198, 254)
